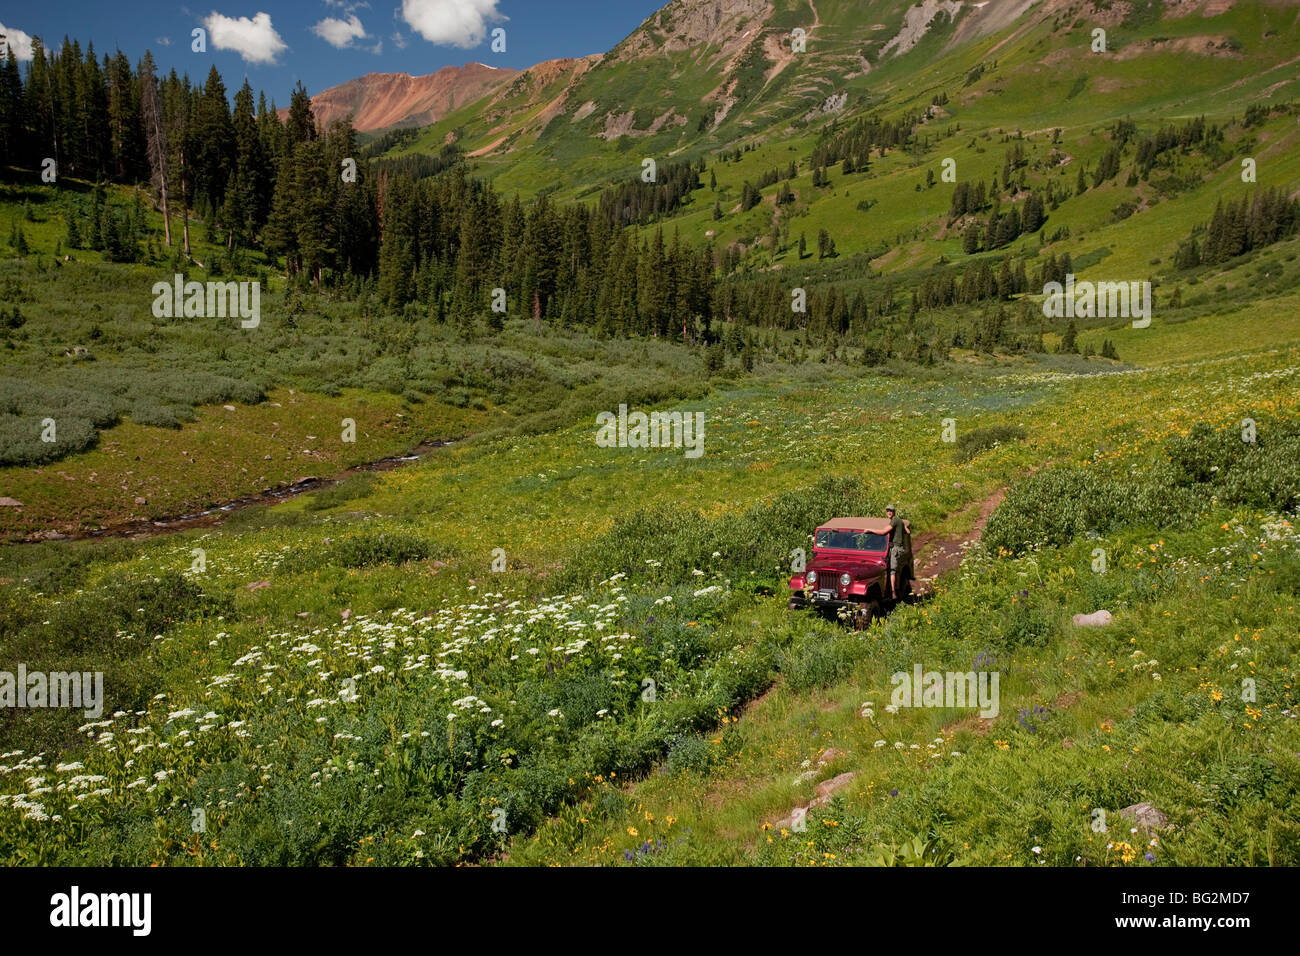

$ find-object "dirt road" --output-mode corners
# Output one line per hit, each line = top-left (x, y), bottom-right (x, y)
(910, 486), (1006, 594)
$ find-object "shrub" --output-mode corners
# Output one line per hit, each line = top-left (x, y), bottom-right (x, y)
(984, 417), (1300, 554)
(1166, 419), (1300, 511)
(995, 600), (1059, 652)
(333, 529), (432, 568)
(0, 412), (100, 465)
(952, 424), (1027, 463)
(779, 631), (859, 692)
(666, 734), (716, 776)
(984, 466), (1126, 553)
(303, 472), (379, 511)
(129, 400), (182, 429)
(42, 570), (231, 654)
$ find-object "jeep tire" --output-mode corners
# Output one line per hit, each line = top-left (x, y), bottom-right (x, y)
(853, 598), (883, 630)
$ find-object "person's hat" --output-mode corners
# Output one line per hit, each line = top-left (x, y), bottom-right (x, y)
(885, 503), (897, 512)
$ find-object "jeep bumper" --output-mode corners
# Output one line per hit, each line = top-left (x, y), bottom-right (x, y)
(789, 590), (873, 612)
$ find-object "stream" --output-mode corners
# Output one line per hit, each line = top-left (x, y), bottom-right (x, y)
(42, 438), (458, 543)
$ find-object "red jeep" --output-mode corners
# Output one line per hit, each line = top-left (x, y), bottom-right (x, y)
(788, 516), (913, 627)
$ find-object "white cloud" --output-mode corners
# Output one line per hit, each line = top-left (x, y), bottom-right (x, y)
(202, 11), (288, 65)
(0, 22), (34, 62)
(400, 0), (505, 49)
(312, 14), (367, 48)
(155, 36), (173, 47)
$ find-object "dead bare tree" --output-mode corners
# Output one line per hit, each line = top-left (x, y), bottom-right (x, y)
(139, 55), (172, 247)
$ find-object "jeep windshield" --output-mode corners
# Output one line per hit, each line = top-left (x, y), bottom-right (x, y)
(815, 530), (888, 552)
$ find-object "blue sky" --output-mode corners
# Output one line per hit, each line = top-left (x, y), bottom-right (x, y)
(0, 1), (662, 103)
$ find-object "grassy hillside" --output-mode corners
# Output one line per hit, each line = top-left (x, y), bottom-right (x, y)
(405, 0), (1300, 207)
(389, 0), (1300, 376)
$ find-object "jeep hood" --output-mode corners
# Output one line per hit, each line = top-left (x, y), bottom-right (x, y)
(811, 552), (886, 570)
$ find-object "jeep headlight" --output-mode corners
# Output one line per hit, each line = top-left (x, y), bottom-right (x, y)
(839, 573), (852, 588)
(806, 570), (817, 586)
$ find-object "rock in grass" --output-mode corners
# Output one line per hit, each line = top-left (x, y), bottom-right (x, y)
(1073, 610), (1113, 627)
(776, 772), (858, 828)
(1118, 802), (1170, 832)
(815, 772), (856, 800)
(817, 748), (848, 766)
(0, 497), (23, 507)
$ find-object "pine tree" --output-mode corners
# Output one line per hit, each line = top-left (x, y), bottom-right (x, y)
(88, 185), (104, 250)
(286, 81), (317, 146)
(106, 51), (144, 181)
(997, 260), (1013, 299)
(0, 46), (21, 167)
(1173, 237), (1200, 270)
(77, 42), (110, 179)
(26, 37), (57, 169)
(1093, 146), (1121, 186)
(65, 206), (82, 248)
(264, 150), (302, 275)
(1022, 191), (1045, 233)
(817, 229), (836, 259)
(993, 207), (1021, 247)
(193, 66), (234, 222)
(1058, 318), (1078, 354)
(220, 80), (263, 248)
(292, 140), (334, 285)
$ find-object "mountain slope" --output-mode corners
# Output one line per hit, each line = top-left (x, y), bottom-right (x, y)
(301, 62), (518, 132)
(378, 0), (1297, 203)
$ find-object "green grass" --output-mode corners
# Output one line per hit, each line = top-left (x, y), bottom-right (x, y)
(504, 432), (1300, 866)
(1, 320), (1296, 864)
(513, 509), (1300, 867)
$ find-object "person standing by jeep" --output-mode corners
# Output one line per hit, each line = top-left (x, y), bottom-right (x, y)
(886, 504), (905, 600)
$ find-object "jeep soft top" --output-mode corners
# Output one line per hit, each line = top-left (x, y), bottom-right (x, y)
(816, 517), (911, 536)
